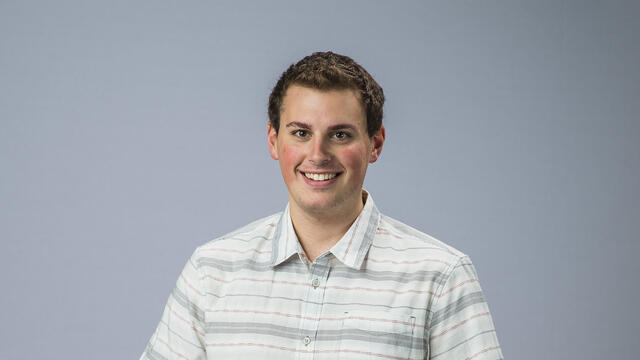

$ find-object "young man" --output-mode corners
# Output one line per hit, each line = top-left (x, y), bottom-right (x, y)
(141, 52), (503, 360)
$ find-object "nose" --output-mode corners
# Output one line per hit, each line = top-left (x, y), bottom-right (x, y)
(308, 137), (331, 165)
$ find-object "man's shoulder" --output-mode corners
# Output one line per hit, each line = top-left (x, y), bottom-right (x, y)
(193, 211), (282, 257)
(375, 213), (468, 264)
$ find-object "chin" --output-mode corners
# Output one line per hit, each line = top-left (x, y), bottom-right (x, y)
(301, 199), (338, 211)
(295, 194), (342, 212)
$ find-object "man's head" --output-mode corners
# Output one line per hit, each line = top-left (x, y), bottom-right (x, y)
(267, 52), (386, 219)
(268, 51), (385, 137)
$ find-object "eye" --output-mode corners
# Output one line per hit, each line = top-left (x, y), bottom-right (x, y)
(292, 129), (308, 138)
(333, 131), (350, 140)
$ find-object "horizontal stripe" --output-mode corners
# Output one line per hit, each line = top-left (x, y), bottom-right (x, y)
(179, 274), (203, 297)
(440, 279), (479, 297)
(370, 244), (455, 252)
(170, 288), (204, 322)
(198, 257), (448, 284)
(429, 312), (492, 340)
(204, 292), (431, 312)
(207, 234), (272, 244)
(143, 346), (169, 360)
(165, 303), (205, 337)
(466, 346), (502, 360)
(430, 292), (486, 327)
(158, 319), (204, 350)
(368, 257), (453, 266)
(206, 323), (422, 350)
(205, 342), (414, 360)
(156, 337), (191, 360)
(205, 308), (425, 328)
(204, 274), (477, 298)
(204, 274), (440, 295)
(430, 329), (497, 359)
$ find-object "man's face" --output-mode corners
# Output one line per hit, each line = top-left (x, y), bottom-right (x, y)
(268, 85), (385, 217)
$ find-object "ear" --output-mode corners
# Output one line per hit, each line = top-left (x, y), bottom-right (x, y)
(369, 125), (386, 163)
(267, 122), (279, 160)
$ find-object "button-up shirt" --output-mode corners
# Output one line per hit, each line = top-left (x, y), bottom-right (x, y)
(140, 192), (503, 359)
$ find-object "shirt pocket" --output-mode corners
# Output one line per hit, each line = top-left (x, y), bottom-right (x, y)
(338, 310), (417, 360)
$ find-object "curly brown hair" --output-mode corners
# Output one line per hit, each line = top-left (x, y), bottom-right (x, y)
(268, 51), (385, 137)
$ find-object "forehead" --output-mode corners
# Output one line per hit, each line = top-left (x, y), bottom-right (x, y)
(281, 85), (366, 128)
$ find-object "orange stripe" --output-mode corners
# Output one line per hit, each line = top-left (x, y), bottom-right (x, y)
(327, 284), (437, 295)
(204, 275), (308, 286)
(179, 274), (204, 296)
(466, 345), (501, 360)
(375, 229), (407, 240)
(368, 258), (452, 266)
(347, 314), (423, 328)
(166, 303), (205, 337)
(439, 279), (479, 297)
(156, 337), (192, 360)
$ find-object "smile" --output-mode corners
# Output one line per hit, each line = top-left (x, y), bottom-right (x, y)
(301, 172), (341, 181)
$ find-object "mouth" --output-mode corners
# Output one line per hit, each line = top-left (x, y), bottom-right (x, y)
(299, 171), (343, 185)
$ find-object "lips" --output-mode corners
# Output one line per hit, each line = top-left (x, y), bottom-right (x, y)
(299, 171), (342, 184)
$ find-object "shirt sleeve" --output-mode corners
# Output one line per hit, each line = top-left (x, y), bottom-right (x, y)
(140, 250), (207, 360)
(427, 256), (503, 359)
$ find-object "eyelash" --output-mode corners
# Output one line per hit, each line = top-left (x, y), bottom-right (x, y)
(291, 130), (351, 141)
(333, 131), (350, 140)
(292, 129), (309, 138)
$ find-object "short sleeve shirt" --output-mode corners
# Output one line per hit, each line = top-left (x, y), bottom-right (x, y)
(141, 192), (503, 360)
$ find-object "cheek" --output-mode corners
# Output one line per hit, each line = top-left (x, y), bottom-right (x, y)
(340, 146), (368, 173)
(278, 144), (302, 175)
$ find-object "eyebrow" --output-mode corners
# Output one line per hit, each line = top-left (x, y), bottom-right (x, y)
(285, 121), (311, 129)
(285, 121), (358, 131)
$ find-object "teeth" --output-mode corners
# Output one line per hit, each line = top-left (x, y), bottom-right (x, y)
(304, 172), (337, 181)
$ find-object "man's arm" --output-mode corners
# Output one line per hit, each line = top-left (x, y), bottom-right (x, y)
(140, 250), (207, 360)
(427, 256), (503, 359)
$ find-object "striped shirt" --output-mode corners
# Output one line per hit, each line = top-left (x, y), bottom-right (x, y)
(141, 192), (503, 360)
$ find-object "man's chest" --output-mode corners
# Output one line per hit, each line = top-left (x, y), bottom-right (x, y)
(201, 260), (433, 359)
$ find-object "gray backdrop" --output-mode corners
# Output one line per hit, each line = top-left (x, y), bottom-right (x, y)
(1, 1), (638, 359)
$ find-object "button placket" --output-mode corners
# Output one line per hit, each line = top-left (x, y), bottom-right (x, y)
(296, 256), (331, 360)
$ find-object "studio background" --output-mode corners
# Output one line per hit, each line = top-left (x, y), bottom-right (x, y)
(1, 1), (638, 359)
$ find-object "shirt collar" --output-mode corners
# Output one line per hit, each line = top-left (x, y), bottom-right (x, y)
(269, 203), (303, 267)
(270, 190), (381, 270)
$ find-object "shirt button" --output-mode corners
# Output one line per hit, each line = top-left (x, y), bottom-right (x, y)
(303, 336), (311, 346)
(311, 278), (320, 288)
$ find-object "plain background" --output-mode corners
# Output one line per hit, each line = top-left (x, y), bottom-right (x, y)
(1, 1), (638, 359)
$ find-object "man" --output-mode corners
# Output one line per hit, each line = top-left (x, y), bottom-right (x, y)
(141, 51), (503, 359)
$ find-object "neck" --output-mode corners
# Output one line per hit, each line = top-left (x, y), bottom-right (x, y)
(289, 193), (365, 262)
